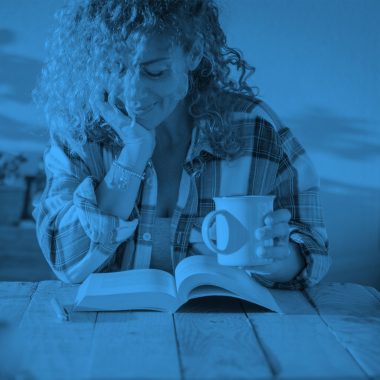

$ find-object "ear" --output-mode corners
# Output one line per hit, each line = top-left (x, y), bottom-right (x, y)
(187, 35), (204, 71)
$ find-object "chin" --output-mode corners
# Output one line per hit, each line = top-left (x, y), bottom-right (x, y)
(135, 114), (162, 130)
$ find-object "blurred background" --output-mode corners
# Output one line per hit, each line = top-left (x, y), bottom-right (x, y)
(0, 0), (379, 288)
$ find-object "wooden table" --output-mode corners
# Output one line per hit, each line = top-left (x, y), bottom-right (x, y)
(0, 281), (379, 380)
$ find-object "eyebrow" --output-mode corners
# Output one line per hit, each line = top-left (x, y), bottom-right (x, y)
(140, 57), (170, 66)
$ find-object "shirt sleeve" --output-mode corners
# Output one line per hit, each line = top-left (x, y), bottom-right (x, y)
(32, 138), (138, 284)
(253, 121), (331, 290)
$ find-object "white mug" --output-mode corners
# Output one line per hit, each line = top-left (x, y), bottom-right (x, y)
(201, 195), (275, 267)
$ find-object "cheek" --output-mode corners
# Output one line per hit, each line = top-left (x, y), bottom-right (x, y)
(151, 77), (179, 97)
(175, 72), (189, 98)
(121, 70), (188, 110)
(156, 73), (189, 103)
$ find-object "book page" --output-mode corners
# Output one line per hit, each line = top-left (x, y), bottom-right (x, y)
(175, 255), (282, 313)
(74, 269), (179, 312)
(185, 285), (237, 299)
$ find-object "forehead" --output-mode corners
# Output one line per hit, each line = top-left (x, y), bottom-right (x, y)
(127, 32), (183, 66)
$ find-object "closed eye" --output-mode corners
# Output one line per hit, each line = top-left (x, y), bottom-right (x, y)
(144, 69), (167, 78)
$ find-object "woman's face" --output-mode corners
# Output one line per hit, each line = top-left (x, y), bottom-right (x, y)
(120, 33), (191, 129)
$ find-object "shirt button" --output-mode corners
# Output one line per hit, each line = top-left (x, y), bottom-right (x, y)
(146, 178), (152, 185)
(143, 232), (151, 241)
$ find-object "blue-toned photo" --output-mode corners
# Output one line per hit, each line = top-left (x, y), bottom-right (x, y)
(0, 1), (379, 379)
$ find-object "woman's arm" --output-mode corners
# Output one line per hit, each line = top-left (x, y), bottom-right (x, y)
(251, 125), (331, 290)
(91, 87), (156, 219)
(95, 146), (149, 219)
(34, 87), (157, 284)
(33, 138), (140, 284)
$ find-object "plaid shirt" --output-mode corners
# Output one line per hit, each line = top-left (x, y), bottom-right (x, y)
(33, 94), (331, 289)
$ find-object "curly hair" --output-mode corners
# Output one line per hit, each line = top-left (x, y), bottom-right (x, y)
(33, 0), (259, 159)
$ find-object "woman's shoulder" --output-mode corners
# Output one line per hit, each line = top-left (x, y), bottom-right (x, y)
(218, 92), (284, 138)
(219, 91), (284, 131)
(217, 91), (255, 112)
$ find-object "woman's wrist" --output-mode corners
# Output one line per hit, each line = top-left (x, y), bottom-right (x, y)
(105, 159), (145, 191)
(117, 146), (151, 174)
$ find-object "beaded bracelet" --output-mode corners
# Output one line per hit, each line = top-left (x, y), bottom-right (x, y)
(109, 160), (146, 190)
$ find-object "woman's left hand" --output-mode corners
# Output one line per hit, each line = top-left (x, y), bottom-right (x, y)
(193, 208), (305, 282)
(254, 208), (291, 262)
(242, 209), (303, 280)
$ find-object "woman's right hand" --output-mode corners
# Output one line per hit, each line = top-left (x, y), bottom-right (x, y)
(90, 87), (156, 163)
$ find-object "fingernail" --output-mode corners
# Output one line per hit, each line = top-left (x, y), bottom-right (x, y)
(264, 216), (273, 225)
(255, 228), (263, 240)
(256, 246), (265, 257)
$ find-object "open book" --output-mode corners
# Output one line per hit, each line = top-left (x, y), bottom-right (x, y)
(74, 255), (282, 313)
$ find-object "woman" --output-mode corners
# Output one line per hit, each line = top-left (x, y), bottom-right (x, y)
(32, 0), (330, 288)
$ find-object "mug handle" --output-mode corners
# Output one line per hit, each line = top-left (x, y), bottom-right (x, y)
(201, 210), (232, 255)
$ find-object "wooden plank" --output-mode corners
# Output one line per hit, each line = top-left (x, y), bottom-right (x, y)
(87, 311), (181, 379)
(306, 282), (380, 379)
(14, 280), (98, 380)
(0, 281), (38, 379)
(243, 289), (366, 379)
(0, 281), (37, 325)
(174, 297), (272, 379)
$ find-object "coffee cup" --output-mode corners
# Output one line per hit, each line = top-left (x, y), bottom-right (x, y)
(201, 195), (275, 267)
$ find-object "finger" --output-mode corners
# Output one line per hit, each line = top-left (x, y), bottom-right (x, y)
(256, 244), (291, 260)
(90, 88), (113, 120)
(108, 89), (127, 119)
(114, 97), (128, 115)
(100, 102), (124, 129)
(107, 89), (117, 108)
(255, 222), (290, 240)
(264, 208), (291, 225)
(244, 268), (272, 276)
(122, 118), (147, 138)
(108, 89), (124, 113)
(192, 242), (217, 256)
(240, 261), (276, 275)
(94, 88), (134, 133)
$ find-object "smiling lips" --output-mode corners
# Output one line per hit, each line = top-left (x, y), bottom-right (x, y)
(133, 102), (157, 114)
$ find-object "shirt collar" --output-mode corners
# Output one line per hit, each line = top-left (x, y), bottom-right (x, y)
(185, 118), (220, 164)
